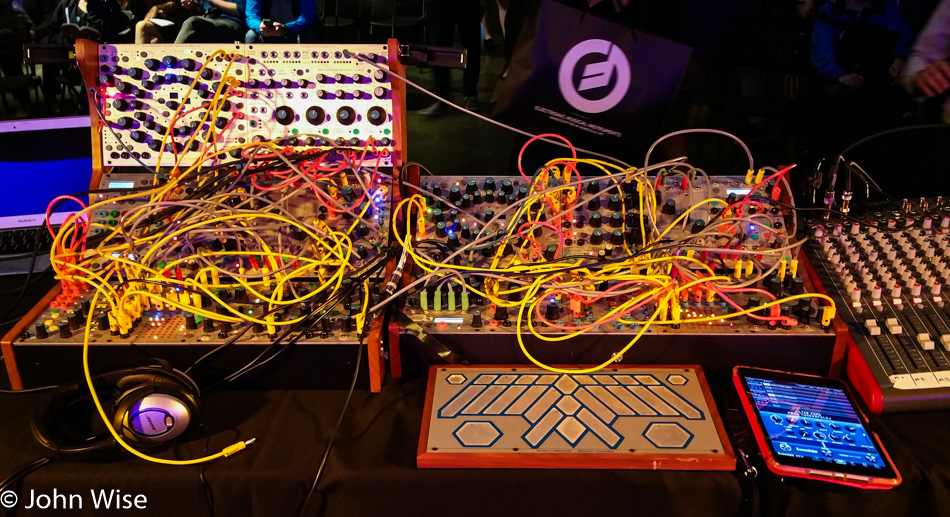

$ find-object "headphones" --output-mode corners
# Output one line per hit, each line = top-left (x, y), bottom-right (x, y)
(32, 360), (201, 461)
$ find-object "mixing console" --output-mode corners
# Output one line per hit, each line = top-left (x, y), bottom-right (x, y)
(803, 197), (950, 412)
(392, 171), (842, 377)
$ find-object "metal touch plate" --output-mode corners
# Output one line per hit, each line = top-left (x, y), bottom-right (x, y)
(418, 366), (735, 470)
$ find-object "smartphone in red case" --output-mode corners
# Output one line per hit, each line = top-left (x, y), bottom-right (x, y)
(733, 366), (900, 489)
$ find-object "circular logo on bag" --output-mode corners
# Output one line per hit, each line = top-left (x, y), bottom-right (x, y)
(558, 39), (631, 114)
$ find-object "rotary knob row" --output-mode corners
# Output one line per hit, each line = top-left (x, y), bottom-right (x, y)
(273, 105), (388, 127)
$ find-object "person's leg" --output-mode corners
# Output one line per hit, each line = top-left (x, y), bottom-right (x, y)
(176, 16), (243, 43)
(135, 20), (163, 43)
(420, 0), (453, 114)
(245, 28), (260, 43)
(457, 0), (484, 105)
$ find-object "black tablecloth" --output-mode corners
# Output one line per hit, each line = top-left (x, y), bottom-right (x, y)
(0, 378), (948, 517)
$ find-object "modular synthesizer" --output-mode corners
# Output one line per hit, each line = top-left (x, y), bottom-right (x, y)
(391, 167), (844, 378)
(1, 41), (408, 391)
(803, 196), (950, 412)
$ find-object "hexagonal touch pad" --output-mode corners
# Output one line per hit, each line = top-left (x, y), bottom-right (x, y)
(419, 366), (734, 470)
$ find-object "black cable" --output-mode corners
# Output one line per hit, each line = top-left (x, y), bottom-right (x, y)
(197, 424), (215, 517)
(0, 384), (58, 394)
(295, 344), (362, 517)
(0, 457), (52, 494)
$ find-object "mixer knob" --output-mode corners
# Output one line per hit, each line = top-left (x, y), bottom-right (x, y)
(58, 324), (71, 339)
(34, 322), (48, 339)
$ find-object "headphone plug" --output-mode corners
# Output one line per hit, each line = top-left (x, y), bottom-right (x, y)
(222, 438), (257, 457)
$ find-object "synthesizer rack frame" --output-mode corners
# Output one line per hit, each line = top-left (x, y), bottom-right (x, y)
(1, 39), (409, 392)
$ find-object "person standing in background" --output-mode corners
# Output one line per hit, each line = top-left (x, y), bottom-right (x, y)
(244, 0), (316, 43)
(902, 0), (950, 122)
(419, 0), (483, 116)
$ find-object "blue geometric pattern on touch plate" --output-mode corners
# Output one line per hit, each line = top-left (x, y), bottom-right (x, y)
(439, 372), (705, 450)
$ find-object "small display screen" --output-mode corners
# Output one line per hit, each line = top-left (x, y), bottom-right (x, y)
(740, 373), (897, 478)
(725, 187), (751, 197)
(108, 181), (136, 189)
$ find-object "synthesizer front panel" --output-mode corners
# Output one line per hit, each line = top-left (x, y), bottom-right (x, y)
(94, 43), (397, 168)
(395, 174), (840, 377)
(803, 197), (950, 412)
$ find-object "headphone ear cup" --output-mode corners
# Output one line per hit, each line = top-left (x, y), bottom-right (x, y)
(113, 370), (200, 447)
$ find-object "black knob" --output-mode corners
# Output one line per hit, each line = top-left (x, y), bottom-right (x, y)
(252, 321), (264, 333)
(97, 312), (110, 331)
(494, 305), (509, 321)
(767, 276), (783, 298)
(447, 232), (460, 248)
(112, 99), (130, 111)
(115, 81), (135, 94)
(587, 198), (601, 211)
(661, 199), (676, 215)
(340, 314), (353, 333)
(484, 190), (495, 203)
(161, 55), (178, 67)
(262, 78), (275, 88)
(144, 58), (161, 71)
(127, 67), (145, 80)
(299, 79), (310, 88)
(182, 311), (197, 329)
(607, 195), (622, 211)
(610, 229), (624, 245)
(336, 106), (356, 125)
(690, 219), (706, 233)
(59, 324), (71, 339)
(316, 73), (329, 83)
(483, 178), (496, 191)
(334, 73), (345, 83)
(203, 317), (215, 333)
(590, 212), (602, 228)
(281, 78), (293, 88)
(436, 222), (447, 238)
(274, 106), (294, 126)
(587, 180), (601, 194)
(200, 68), (214, 80)
(374, 86), (388, 99)
(181, 58), (198, 71)
(501, 179), (513, 195)
(335, 89), (346, 99)
(348, 137), (360, 146)
(590, 228), (604, 245)
(116, 117), (135, 129)
(378, 137), (391, 146)
(34, 322), (48, 339)
(67, 310), (81, 330)
(471, 310), (483, 328)
(545, 300), (560, 321)
(367, 106), (386, 125)
(609, 212), (623, 228)
(305, 106), (326, 125)
(791, 277), (805, 295)
(449, 186), (462, 202)
(543, 244), (557, 261)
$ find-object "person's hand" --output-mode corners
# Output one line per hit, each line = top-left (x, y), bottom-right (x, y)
(838, 73), (864, 91)
(271, 21), (287, 36)
(889, 57), (904, 81)
(915, 60), (950, 97)
(259, 20), (285, 37)
(181, 0), (198, 10)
